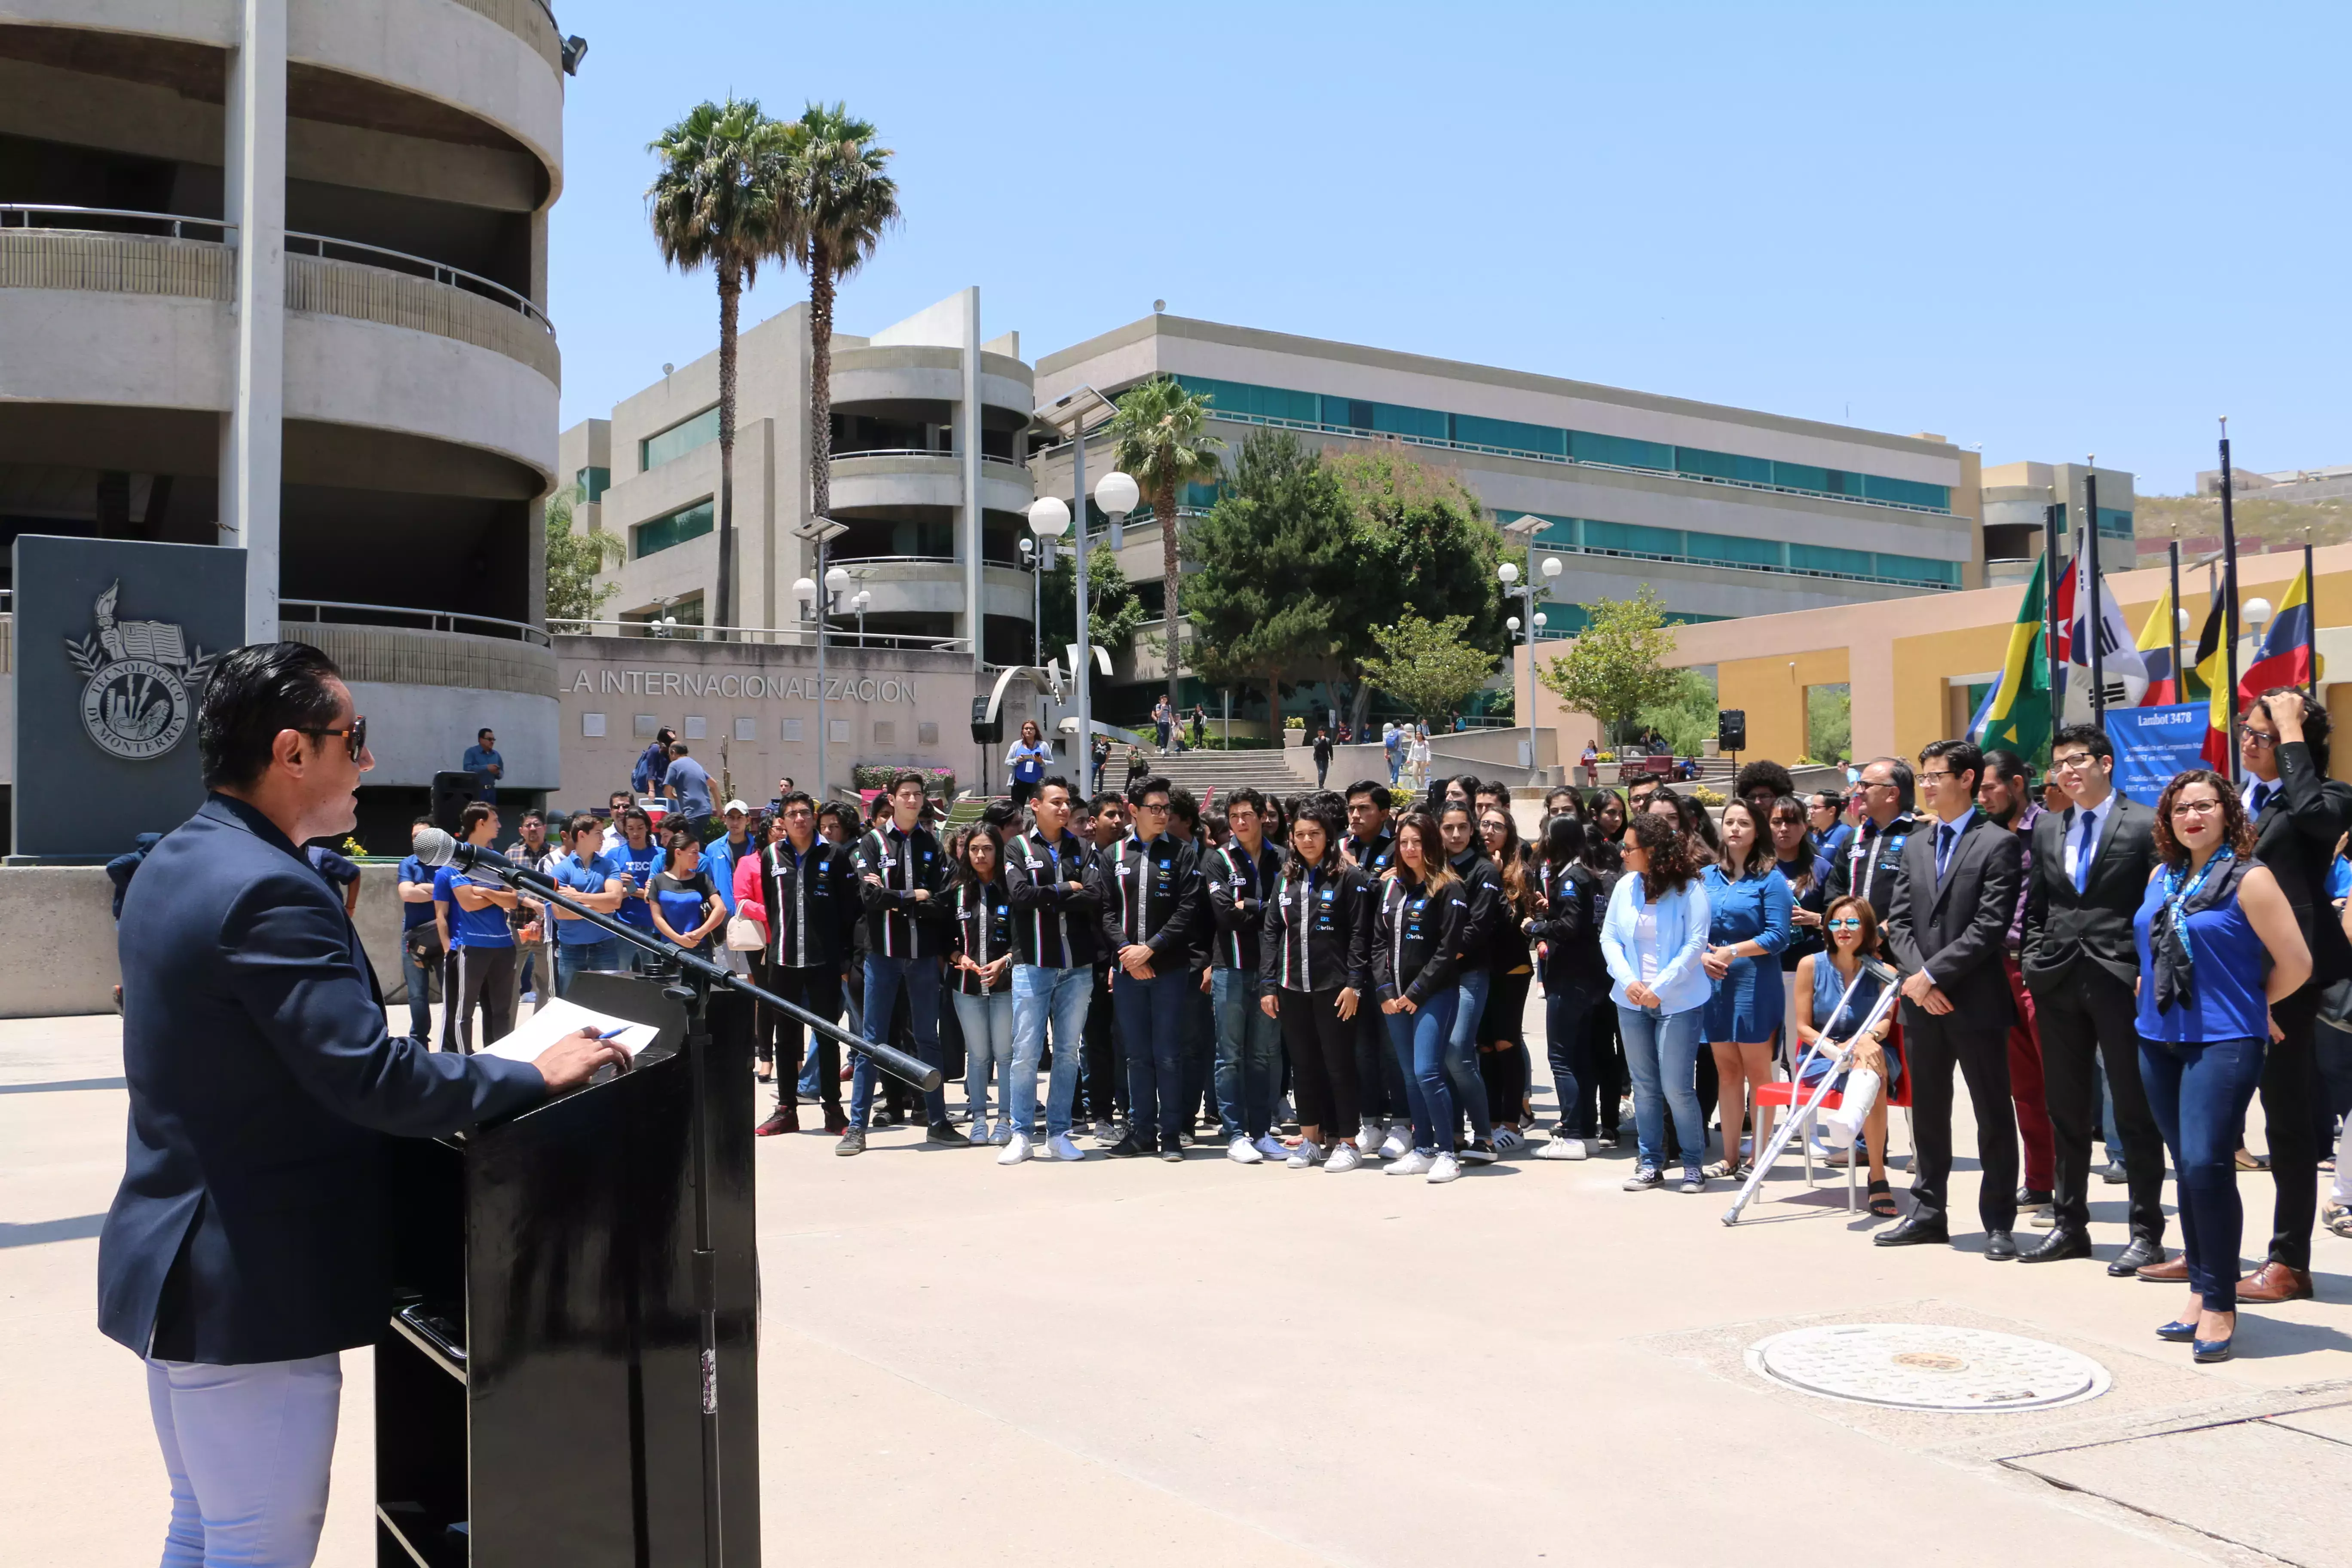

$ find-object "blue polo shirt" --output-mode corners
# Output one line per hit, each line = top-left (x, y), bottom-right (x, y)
(548, 851), (623, 946)
(397, 853), (435, 931)
(701, 833), (753, 915)
(433, 866), (514, 949)
(612, 839), (662, 931)
(665, 755), (713, 818)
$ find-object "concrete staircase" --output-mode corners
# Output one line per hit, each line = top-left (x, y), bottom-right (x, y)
(1129, 746), (1310, 803)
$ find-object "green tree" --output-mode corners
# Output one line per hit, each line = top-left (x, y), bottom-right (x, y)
(1537, 585), (1683, 743)
(1323, 444), (1506, 728)
(1636, 668), (1718, 756)
(1183, 429), (1351, 725)
(781, 103), (900, 523)
(1360, 611), (1500, 725)
(542, 490), (624, 624)
(1806, 683), (1852, 763)
(1038, 541), (1146, 663)
(646, 98), (793, 635)
(1107, 376), (1225, 711)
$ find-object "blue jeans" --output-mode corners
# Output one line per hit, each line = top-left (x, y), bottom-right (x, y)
(398, 931), (434, 1040)
(1213, 967), (1283, 1139)
(147, 1352), (342, 1568)
(1112, 969), (1191, 1142)
(2140, 1034), (2266, 1311)
(1546, 979), (1603, 1136)
(553, 937), (622, 1000)
(1620, 1003), (1707, 1172)
(1446, 968), (1496, 1141)
(1017, 964), (1096, 1137)
(1385, 989), (1461, 1153)
(955, 989), (1016, 1126)
(852, 953), (946, 1128)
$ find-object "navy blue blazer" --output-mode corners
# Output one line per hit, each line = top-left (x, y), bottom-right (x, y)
(99, 795), (547, 1364)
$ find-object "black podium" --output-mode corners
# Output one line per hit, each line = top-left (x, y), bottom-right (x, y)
(375, 974), (760, 1568)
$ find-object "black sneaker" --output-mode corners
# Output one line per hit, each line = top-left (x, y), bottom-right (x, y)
(834, 1129), (867, 1157)
(754, 1106), (797, 1138)
(1106, 1134), (1152, 1158)
(926, 1121), (971, 1146)
(1159, 1139), (1185, 1163)
(1460, 1140), (1498, 1165)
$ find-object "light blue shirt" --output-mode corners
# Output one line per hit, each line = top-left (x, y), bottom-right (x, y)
(701, 833), (753, 915)
(1599, 872), (1713, 1015)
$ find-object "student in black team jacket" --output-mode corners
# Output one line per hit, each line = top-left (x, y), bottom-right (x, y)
(1259, 795), (1373, 1170)
(841, 771), (961, 1155)
(1207, 788), (1287, 1163)
(740, 790), (858, 1138)
(1880, 739), (2024, 1258)
(1093, 775), (1210, 1161)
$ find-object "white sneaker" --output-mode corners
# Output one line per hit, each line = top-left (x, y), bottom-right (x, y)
(1426, 1151), (1462, 1184)
(1227, 1135), (1263, 1164)
(991, 1121), (1015, 1146)
(996, 1132), (1031, 1166)
(1493, 1124), (1524, 1154)
(1286, 1139), (1324, 1169)
(1325, 1141), (1364, 1173)
(1387, 1149), (1435, 1176)
(1378, 1125), (1413, 1160)
(1356, 1124), (1385, 1158)
(1047, 1132), (1085, 1162)
(1253, 1133), (1289, 1161)
(1538, 1133), (1590, 1161)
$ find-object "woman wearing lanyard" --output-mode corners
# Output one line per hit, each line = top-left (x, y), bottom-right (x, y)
(1004, 720), (1052, 812)
(1701, 799), (1794, 1179)
(948, 824), (1018, 1149)
(648, 840), (725, 961)
(2136, 770), (2310, 1362)
(1601, 810), (1713, 1194)
(1259, 796), (1371, 1170)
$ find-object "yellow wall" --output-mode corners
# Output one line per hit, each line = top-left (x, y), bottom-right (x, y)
(1890, 623), (2015, 762)
(1716, 648), (1848, 763)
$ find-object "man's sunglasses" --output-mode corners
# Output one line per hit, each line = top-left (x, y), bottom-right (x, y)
(299, 717), (367, 757)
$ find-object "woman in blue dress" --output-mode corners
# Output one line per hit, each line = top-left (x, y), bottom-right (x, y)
(1701, 799), (1792, 1179)
(2135, 769), (2309, 1363)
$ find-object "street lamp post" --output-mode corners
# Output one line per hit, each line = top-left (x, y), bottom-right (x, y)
(1499, 517), (1562, 784)
(1092, 471), (1138, 763)
(853, 588), (871, 649)
(793, 517), (849, 799)
(1018, 535), (1040, 665)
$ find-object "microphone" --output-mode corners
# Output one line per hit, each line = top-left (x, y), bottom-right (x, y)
(411, 827), (518, 873)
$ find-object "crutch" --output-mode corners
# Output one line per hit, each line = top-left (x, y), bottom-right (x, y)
(1722, 957), (1899, 1226)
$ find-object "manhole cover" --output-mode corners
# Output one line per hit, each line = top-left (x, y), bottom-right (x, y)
(1746, 1324), (2110, 1412)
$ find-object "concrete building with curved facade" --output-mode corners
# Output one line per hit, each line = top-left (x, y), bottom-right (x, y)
(561, 287), (1038, 669)
(0, 0), (572, 836)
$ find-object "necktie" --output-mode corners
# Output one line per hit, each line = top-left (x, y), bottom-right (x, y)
(2073, 811), (2096, 893)
(1936, 823), (1956, 879)
(2251, 781), (2273, 817)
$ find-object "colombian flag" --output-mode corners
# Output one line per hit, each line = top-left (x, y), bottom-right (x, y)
(2237, 563), (2315, 705)
(2191, 593), (2233, 769)
(1968, 553), (2052, 764)
(2136, 585), (2179, 705)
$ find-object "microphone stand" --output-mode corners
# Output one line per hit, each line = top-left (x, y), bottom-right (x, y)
(438, 845), (937, 1568)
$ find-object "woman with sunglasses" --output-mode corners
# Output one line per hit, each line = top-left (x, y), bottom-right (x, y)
(1792, 894), (1901, 1216)
(1601, 811), (1713, 1193)
(2135, 769), (2310, 1362)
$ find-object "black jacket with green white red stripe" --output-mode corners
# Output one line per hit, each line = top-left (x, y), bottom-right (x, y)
(1003, 827), (1104, 968)
(1205, 839), (1283, 972)
(1257, 857), (1372, 995)
(1090, 832), (1208, 971)
(853, 821), (951, 959)
(1372, 870), (1474, 1007)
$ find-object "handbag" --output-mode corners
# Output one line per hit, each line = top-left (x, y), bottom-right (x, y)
(726, 914), (766, 952)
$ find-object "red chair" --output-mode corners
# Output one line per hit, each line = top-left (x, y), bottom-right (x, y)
(1754, 1023), (1914, 1213)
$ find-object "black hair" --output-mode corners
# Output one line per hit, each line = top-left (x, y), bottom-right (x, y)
(520, 806), (545, 823)
(566, 814), (604, 841)
(1733, 759), (1795, 800)
(1861, 756), (1916, 813)
(670, 741), (690, 756)
(478, 727), (493, 741)
(1089, 790), (1127, 816)
(1918, 738), (1984, 793)
(818, 802), (859, 838)
(1225, 786), (1269, 820)
(196, 641), (344, 791)
(1541, 813), (1588, 868)
(1282, 795), (1348, 879)
(1035, 774), (1074, 801)
(955, 821), (1006, 887)
(2254, 688), (2331, 775)
(980, 797), (1021, 830)
(1126, 775), (1172, 806)
(1345, 781), (1392, 808)
(458, 801), (498, 840)
(2049, 724), (2112, 763)
(888, 768), (928, 796)
(1167, 785), (1199, 827)
(1981, 748), (2031, 785)
(412, 814), (433, 828)
(775, 790), (814, 815)
(656, 726), (677, 745)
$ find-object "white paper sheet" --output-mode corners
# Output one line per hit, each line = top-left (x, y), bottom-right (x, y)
(483, 996), (661, 1062)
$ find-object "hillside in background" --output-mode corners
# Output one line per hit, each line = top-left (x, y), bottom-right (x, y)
(2136, 492), (2352, 553)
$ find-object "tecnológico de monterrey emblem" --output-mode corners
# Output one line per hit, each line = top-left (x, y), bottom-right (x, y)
(64, 580), (220, 762)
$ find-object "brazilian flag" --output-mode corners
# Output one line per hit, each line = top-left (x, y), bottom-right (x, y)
(1969, 553), (2052, 767)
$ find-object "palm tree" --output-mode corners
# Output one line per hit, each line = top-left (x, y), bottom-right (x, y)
(1108, 377), (1225, 712)
(781, 103), (900, 524)
(645, 98), (791, 637)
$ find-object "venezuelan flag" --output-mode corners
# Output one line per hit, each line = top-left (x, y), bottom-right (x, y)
(1969, 553), (2051, 763)
(2135, 584), (2179, 705)
(2237, 563), (2315, 704)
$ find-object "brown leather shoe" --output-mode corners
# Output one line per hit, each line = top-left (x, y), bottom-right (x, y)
(2236, 1260), (2316, 1303)
(2136, 1254), (2190, 1282)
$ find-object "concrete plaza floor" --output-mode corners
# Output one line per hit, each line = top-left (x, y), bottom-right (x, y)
(5, 1004), (2349, 1567)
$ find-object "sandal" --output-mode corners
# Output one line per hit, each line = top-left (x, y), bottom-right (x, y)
(1703, 1159), (1736, 1179)
(1867, 1178), (1898, 1218)
(2325, 1204), (2352, 1240)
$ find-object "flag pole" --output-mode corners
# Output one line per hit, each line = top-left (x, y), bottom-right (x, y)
(2168, 534), (2183, 704)
(2218, 418), (2242, 785)
(2086, 460), (2105, 726)
(2304, 530), (2317, 694)
(2041, 496), (2062, 760)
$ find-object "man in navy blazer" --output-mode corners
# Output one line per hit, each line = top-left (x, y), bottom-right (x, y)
(99, 642), (625, 1568)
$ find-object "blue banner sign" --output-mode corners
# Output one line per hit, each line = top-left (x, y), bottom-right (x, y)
(2107, 703), (2208, 805)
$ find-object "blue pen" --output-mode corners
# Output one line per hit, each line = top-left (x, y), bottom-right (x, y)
(596, 1026), (631, 1041)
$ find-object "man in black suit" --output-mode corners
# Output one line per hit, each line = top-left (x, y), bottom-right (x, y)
(2144, 689), (2352, 1301)
(99, 644), (625, 1565)
(1880, 738), (2025, 1257)
(2019, 723), (2168, 1272)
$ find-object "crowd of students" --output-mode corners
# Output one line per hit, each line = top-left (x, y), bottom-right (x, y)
(448, 692), (2350, 1363)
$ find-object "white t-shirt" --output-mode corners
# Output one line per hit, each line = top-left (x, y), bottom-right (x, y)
(1635, 903), (1660, 982)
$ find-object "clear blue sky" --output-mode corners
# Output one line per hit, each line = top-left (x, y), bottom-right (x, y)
(548, 1), (2345, 496)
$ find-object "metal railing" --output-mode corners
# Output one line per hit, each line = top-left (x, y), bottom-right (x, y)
(551, 618), (973, 652)
(281, 599), (554, 647)
(826, 552), (960, 566)
(1, 204), (234, 241)
(285, 230), (551, 335)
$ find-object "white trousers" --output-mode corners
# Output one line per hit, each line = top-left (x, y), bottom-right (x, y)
(147, 1353), (342, 1568)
